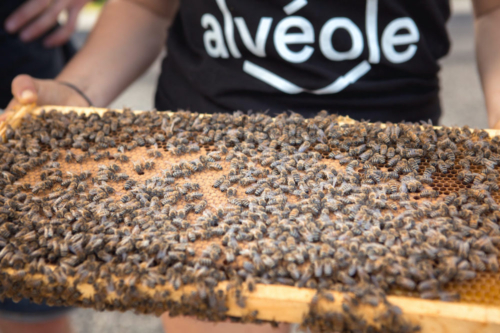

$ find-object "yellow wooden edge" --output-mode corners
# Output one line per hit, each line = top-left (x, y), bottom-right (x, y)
(0, 104), (35, 141)
(76, 280), (500, 329)
(33, 105), (176, 118)
(31, 105), (359, 124)
(3, 266), (500, 333)
(31, 105), (500, 136)
(3, 105), (500, 332)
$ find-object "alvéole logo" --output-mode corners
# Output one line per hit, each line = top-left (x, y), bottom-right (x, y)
(202, 0), (420, 94)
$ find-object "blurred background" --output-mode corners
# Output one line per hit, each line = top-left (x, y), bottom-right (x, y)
(14, 0), (490, 332)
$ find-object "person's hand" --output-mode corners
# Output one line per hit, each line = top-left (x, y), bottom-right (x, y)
(4, 0), (91, 47)
(0, 74), (90, 122)
(493, 119), (500, 130)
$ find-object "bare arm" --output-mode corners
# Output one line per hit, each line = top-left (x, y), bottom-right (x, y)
(473, 0), (500, 128)
(58, 0), (178, 107)
(5, 0), (178, 112)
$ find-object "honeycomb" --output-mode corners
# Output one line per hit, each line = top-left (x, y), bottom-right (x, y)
(19, 127), (500, 306)
(1, 107), (500, 331)
(135, 134), (500, 305)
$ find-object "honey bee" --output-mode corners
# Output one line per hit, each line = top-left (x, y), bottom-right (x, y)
(386, 147), (395, 158)
(457, 170), (473, 184)
(227, 187), (237, 197)
(113, 153), (129, 163)
(422, 166), (435, 179)
(437, 160), (448, 173)
(147, 144), (163, 158)
(487, 255), (499, 272)
(127, 141), (138, 151)
(386, 201), (398, 211)
(65, 150), (75, 163)
(314, 143), (329, 153)
(439, 292), (460, 302)
(75, 153), (85, 163)
(133, 161), (144, 175)
(408, 158), (419, 171)
(194, 200), (207, 214)
(208, 152), (222, 161)
(124, 179), (137, 190)
(419, 189), (439, 198)
(50, 149), (60, 161)
(143, 159), (155, 170)
(229, 198), (249, 207)
(94, 152), (106, 161)
(135, 136), (146, 146)
(116, 173), (129, 181)
(154, 132), (166, 142)
(377, 132), (390, 144)
(387, 155), (401, 167)
(345, 160), (359, 173)
(206, 162), (222, 171)
(458, 158), (470, 169)
(408, 130), (420, 143)
(390, 125), (401, 141)
(370, 153), (385, 165)
(298, 141), (311, 153)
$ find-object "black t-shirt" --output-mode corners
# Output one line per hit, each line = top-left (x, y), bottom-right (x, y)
(156, 0), (451, 123)
(0, 0), (74, 108)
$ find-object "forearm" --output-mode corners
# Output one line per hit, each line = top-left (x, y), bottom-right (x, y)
(57, 0), (175, 107)
(474, 3), (500, 127)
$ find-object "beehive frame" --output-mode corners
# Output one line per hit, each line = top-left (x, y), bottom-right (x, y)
(1, 105), (500, 333)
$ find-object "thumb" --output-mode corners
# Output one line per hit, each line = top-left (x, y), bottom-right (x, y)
(11, 74), (39, 105)
(493, 119), (500, 130)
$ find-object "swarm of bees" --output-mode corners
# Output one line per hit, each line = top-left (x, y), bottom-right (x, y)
(0, 108), (500, 332)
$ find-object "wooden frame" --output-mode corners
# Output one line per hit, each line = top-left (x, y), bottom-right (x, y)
(2, 104), (500, 332)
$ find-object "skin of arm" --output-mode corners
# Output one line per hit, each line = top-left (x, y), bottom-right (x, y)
(472, 0), (500, 128)
(57, 0), (179, 107)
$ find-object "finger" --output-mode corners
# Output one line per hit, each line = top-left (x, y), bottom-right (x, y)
(5, 99), (21, 112)
(493, 119), (500, 130)
(12, 74), (89, 107)
(11, 75), (38, 105)
(43, 5), (80, 47)
(0, 110), (15, 123)
(19, 0), (71, 43)
(0, 99), (19, 122)
(4, 0), (51, 33)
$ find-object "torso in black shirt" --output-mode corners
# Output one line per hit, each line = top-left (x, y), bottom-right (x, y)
(156, 0), (451, 123)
